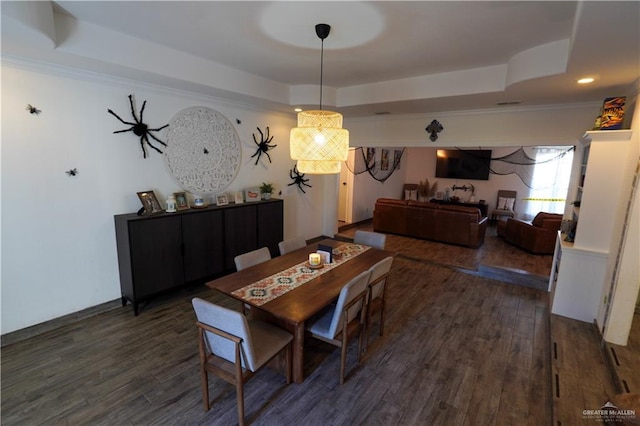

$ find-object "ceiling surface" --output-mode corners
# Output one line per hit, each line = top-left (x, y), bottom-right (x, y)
(2, 1), (639, 117)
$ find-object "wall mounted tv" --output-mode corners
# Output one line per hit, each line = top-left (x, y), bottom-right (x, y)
(435, 149), (492, 180)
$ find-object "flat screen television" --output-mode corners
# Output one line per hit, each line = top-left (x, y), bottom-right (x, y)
(435, 149), (492, 180)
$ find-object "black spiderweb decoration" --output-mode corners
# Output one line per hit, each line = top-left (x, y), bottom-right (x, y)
(345, 147), (405, 183)
(487, 146), (574, 189)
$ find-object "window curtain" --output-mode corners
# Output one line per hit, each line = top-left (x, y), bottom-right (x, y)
(522, 147), (573, 221)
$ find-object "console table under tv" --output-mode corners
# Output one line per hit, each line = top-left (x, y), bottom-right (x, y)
(429, 199), (488, 218)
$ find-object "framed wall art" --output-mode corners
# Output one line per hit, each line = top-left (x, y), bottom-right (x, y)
(380, 149), (390, 171)
(394, 149), (403, 170)
(137, 190), (163, 215)
(174, 192), (190, 210)
(244, 187), (261, 202)
(599, 96), (625, 130)
(366, 147), (376, 169)
(216, 193), (229, 206)
(234, 191), (244, 204)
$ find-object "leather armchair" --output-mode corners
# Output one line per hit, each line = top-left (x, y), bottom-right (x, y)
(497, 212), (562, 254)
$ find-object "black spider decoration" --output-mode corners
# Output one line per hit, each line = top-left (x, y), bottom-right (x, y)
(203, 148), (209, 154)
(288, 165), (312, 193)
(236, 119), (242, 124)
(107, 94), (169, 158)
(26, 104), (41, 115)
(251, 126), (277, 165)
(65, 168), (78, 177)
(425, 119), (443, 142)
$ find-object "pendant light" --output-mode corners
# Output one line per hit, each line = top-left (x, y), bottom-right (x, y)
(290, 23), (349, 174)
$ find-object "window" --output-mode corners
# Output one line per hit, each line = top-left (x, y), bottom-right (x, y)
(522, 147), (573, 220)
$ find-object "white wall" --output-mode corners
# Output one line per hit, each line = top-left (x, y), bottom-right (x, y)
(350, 148), (408, 222)
(1, 62), (326, 334)
(602, 91), (640, 344)
(345, 104), (599, 148)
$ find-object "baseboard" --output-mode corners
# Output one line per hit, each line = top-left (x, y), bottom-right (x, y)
(306, 235), (334, 244)
(338, 218), (372, 232)
(1, 298), (122, 347)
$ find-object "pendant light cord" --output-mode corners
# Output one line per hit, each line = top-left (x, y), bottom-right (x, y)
(319, 37), (324, 110)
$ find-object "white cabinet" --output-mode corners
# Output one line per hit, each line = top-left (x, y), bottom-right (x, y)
(550, 129), (633, 323)
(549, 233), (608, 322)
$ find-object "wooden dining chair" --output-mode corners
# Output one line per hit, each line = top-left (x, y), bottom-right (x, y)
(306, 270), (372, 384)
(365, 256), (394, 352)
(191, 298), (293, 426)
(354, 230), (386, 250)
(234, 247), (271, 271)
(278, 236), (307, 255)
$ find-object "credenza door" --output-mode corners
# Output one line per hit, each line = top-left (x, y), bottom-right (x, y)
(182, 210), (225, 283)
(223, 205), (258, 270)
(128, 216), (183, 299)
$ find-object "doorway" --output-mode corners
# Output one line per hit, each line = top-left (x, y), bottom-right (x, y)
(338, 148), (356, 226)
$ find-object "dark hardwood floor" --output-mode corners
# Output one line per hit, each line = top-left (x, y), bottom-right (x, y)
(338, 220), (553, 281)
(2, 222), (633, 425)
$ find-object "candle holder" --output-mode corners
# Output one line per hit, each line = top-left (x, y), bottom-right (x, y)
(308, 253), (323, 269)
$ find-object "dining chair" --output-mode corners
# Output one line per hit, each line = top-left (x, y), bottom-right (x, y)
(191, 298), (292, 426)
(234, 247), (271, 271)
(354, 230), (386, 250)
(234, 247), (272, 315)
(278, 236), (307, 255)
(365, 256), (394, 352)
(306, 269), (371, 384)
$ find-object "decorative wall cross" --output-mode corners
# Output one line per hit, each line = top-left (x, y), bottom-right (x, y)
(425, 119), (443, 142)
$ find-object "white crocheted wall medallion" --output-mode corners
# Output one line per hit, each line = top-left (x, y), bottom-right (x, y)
(164, 106), (241, 194)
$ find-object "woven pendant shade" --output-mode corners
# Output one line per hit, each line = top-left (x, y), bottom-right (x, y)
(290, 110), (349, 174)
(297, 160), (341, 174)
(289, 24), (349, 174)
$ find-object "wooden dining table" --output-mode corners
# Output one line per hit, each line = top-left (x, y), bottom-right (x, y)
(206, 238), (394, 383)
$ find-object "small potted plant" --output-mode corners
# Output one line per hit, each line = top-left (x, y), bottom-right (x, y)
(260, 182), (274, 200)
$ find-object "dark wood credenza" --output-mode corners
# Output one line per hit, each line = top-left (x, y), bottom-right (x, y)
(429, 198), (488, 217)
(114, 199), (283, 315)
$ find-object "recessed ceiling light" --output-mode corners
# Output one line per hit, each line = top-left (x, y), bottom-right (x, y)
(294, 108), (302, 112)
(577, 77), (595, 84)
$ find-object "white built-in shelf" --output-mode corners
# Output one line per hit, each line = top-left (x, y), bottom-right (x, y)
(583, 129), (632, 143)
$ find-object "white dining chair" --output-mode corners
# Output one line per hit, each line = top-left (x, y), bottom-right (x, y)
(234, 247), (272, 315)
(365, 256), (394, 351)
(192, 298), (292, 425)
(306, 269), (371, 384)
(354, 230), (386, 250)
(234, 247), (271, 271)
(278, 236), (307, 255)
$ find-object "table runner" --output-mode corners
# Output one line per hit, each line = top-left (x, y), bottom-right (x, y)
(232, 243), (370, 306)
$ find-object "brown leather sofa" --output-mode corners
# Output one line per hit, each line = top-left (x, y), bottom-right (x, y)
(496, 212), (562, 254)
(373, 198), (488, 248)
